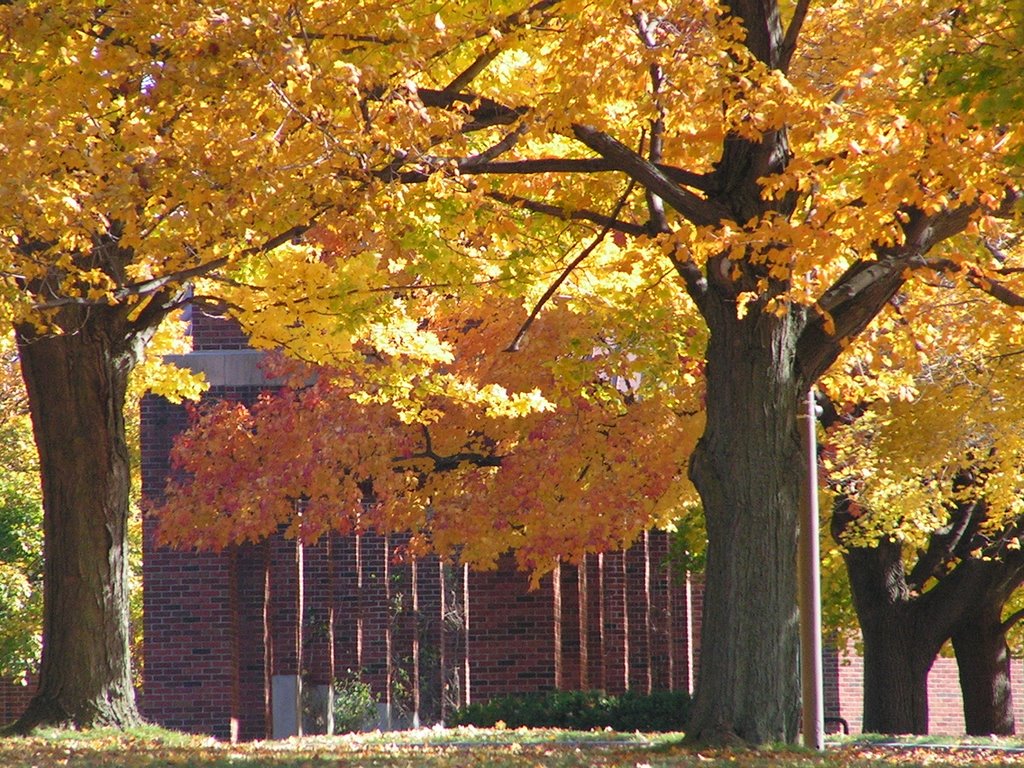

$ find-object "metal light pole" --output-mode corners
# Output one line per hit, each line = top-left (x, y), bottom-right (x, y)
(799, 388), (824, 750)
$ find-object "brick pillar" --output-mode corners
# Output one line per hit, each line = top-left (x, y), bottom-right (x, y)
(358, 534), (389, 715)
(648, 532), (672, 691)
(626, 535), (652, 693)
(669, 569), (696, 694)
(388, 536), (417, 726)
(333, 535), (359, 680)
(823, 645), (842, 728)
(269, 533), (302, 738)
(301, 538), (332, 686)
(602, 551), (628, 693)
(141, 394), (236, 738)
(690, 573), (703, 685)
(440, 563), (469, 715)
(415, 557), (444, 724)
(558, 563), (583, 690)
(302, 537), (333, 734)
(578, 560), (590, 690)
(552, 565), (563, 690)
(585, 554), (605, 691)
(230, 541), (270, 740)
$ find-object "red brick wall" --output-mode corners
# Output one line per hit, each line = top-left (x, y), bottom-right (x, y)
(190, 308), (250, 351)
(0, 677), (35, 726)
(141, 389), (261, 739)
(467, 554), (557, 699)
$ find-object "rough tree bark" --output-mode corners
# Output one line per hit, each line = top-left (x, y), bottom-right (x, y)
(834, 493), (1024, 735)
(685, 303), (804, 744)
(952, 603), (1016, 736)
(11, 291), (171, 731)
(837, 526), (936, 734)
(950, 554), (1024, 736)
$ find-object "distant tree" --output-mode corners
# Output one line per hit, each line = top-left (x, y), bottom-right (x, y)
(823, 283), (1024, 734)
(0, 335), (42, 685)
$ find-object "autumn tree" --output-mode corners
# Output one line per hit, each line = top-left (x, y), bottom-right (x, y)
(5, 0), (1021, 744)
(0, 0), (647, 730)
(158, 0), (1022, 744)
(821, 278), (1024, 734)
(156, 299), (701, 573)
(0, 1), (367, 729)
(272, 0), (1018, 744)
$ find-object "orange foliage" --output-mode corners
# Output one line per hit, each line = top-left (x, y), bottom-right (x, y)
(154, 299), (702, 578)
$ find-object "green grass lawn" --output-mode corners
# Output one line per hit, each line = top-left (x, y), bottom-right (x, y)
(0, 726), (1022, 767)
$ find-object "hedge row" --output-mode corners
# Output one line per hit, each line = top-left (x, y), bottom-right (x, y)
(448, 689), (691, 732)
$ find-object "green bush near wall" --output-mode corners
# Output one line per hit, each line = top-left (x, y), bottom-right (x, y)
(448, 689), (690, 732)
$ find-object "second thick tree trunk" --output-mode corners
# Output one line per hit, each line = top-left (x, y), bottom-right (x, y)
(859, 608), (931, 733)
(953, 605), (1016, 735)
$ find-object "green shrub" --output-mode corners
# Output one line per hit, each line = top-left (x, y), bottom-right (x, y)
(448, 688), (689, 732)
(332, 673), (378, 733)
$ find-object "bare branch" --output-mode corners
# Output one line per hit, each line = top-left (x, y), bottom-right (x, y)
(507, 179), (637, 351)
(30, 213), (327, 312)
(965, 266), (1024, 307)
(667, 245), (709, 312)
(570, 124), (732, 227)
(459, 123), (529, 167)
(415, 88), (527, 131)
(462, 157), (716, 190)
(633, 10), (669, 233)
(395, 425), (504, 472)
(1002, 607), (1024, 634)
(439, 0), (562, 92)
(484, 190), (648, 236)
(779, 0), (811, 72)
(798, 202), (1006, 383)
(907, 501), (983, 593)
(444, 48), (504, 94)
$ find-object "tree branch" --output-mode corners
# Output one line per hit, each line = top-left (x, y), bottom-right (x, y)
(1001, 607), (1024, 634)
(440, 0), (562, 92)
(461, 157), (716, 191)
(443, 49), (504, 95)
(395, 425), (504, 472)
(484, 190), (648, 236)
(633, 10), (669, 233)
(906, 500), (984, 593)
(570, 124), (732, 227)
(507, 179), (637, 351)
(30, 214), (325, 312)
(458, 123), (529, 168)
(778, 0), (811, 73)
(797, 202), (999, 383)
(965, 266), (1024, 307)
(415, 88), (527, 131)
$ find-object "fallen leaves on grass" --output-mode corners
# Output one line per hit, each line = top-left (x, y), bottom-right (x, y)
(2, 729), (1024, 767)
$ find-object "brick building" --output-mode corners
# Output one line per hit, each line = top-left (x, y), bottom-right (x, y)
(140, 310), (707, 738)
(131, 312), (1024, 739)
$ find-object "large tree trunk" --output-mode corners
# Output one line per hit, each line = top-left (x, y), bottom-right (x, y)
(859, 606), (932, 733)
(11, 312), (147, 730)
(838, 521), (934, 734)
(953, 601), (1016, 735)
(685, 306), (803, 744)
